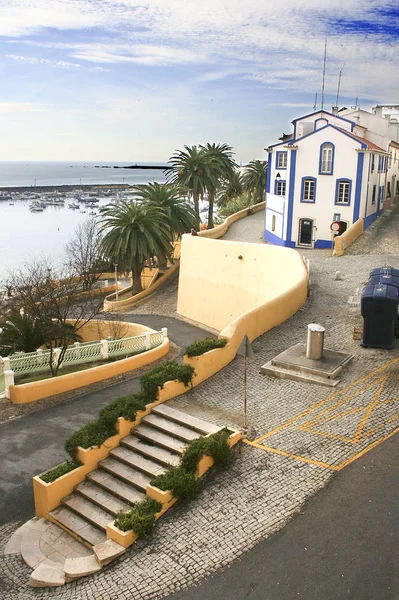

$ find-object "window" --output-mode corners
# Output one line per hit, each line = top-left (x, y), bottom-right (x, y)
(371, 154), (375, 172)
(276, 152), (287, 169)
(335, 179), (351, 205)
(319, 143), (334, 174)
(301, 177), (316, 203)
(371, 184), (376, 204)
(275, 180), (286, 196)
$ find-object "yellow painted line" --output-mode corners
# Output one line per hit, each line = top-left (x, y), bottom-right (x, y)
(335, 426), (399, 470)
(352, 379), (387, 442)
(244, 439), (339, 471)
(357, 412), (399, 440)
(296, 427), (357, 444)
(253, 362), (399, 445)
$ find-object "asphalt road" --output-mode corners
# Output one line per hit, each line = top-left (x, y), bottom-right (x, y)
(168, 432), (398, 600)
(0, 315), (212, 526)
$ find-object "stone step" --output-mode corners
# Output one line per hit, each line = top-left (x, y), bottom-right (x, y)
(49, 507), (107, 547)
(133, 424), (187, 454)
(87, 470), (146, 505)
(61, 495), (114, 532)
(121, 435), (181, 467)
(141, 414), (201, 443)
(152, 404), (221, 435)
(75, 481), (132, 516)
(99, 458), (152, 492)
(110, 446), (166, 477)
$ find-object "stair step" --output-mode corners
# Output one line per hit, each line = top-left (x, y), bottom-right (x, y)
(134, 424), (187, 454)
(99, 458), (152, 491)
(87, 470), (146, 505)
(152, 404), (221, 435)
(62, 495), (114, 532)
(110, 446), (166, 477)
(141, 414), (201, 442)
(121, 435), (181, 467)
(49, 506), (107, 546)
(75, 481), (132, 516)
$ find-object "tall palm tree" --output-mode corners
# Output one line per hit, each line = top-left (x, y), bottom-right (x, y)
(242, 160), (268, 204)
(216, 171), (243, 207)
(199, 143), (237, 228)
(0, 310), (47, 355)
(100, 200), (172, 295)
(133, 182), (197, 268)
(167, 145), (211, 223)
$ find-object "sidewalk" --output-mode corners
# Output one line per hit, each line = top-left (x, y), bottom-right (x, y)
(1, 206), (398, 599)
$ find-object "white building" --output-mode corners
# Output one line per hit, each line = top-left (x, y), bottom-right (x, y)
(264, 106), (399, 248)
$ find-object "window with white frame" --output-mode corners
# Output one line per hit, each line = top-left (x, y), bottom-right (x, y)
(302, 179), (315, 202)
(320, 143), (333, 174)
(337, 180), (350, 204)
(277, 152), (287, 169)
(275, 180), (286, 196)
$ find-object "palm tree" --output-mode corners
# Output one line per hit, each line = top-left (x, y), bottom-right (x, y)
(100, 200), (172, 295)
(216, 171), (243, 207)
(0, 311), (47, 355)
(133, 182), (197, 268)
(242, 160), (268, 204)
(199, 143), (237, 228)
(167, 145), (211, 223)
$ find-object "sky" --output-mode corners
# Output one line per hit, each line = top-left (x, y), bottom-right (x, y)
(0, 0), (398, 164)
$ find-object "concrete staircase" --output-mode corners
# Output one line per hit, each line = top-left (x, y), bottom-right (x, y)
(48, 404), (221, 548)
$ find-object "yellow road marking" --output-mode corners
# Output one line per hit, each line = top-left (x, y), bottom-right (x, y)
(243, 439), (339, 471)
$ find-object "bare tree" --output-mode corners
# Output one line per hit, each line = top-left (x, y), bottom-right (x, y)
(6, 259), (104, 376)
(65, 219), (105, 291)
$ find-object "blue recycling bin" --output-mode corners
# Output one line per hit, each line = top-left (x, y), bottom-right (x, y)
(369, 266), (399, 279)
(368, 274), (399, 290)
(361, 284), (398, 349)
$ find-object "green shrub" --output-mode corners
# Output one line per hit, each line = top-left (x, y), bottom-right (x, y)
(219, 191), (253, 218)
(180, 437), (209, 474)
(39, 459), (82, 483)
(99, 393), (146, 426)
(184, 337), (227, 358)
(114, 498), (162, 537)
(64, 419), (116, 459)
(207, 428), (232, 469)
(140, 361), (194, 402)
(151, 466), (199, 500)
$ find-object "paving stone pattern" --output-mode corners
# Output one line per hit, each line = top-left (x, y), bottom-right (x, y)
(1, 204), (398, 599)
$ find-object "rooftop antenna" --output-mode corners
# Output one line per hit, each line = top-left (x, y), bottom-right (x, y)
(313, 92), (318, 112)
(335, 60), (346, 108)
(355, 96), (358, 109)
(321, 39), (327, 111)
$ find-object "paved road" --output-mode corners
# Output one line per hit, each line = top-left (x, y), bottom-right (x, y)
(0, 315), (211, 526)
(168, 431), (398, 600)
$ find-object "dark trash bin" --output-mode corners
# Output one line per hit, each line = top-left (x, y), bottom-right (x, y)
(369, 266), (399, 279)
(361, 284), (398, 349)
(368, 274), (399, 290)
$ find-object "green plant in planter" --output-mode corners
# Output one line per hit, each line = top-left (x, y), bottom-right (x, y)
(184, 337), (227, 358)
(99, 392), (147, 426)
(64, 419), (116, 459)
(39, 459), (82, 483)
(139, 361), (194, 402)
(114, 498), (162, 537)
(151, 466), (199, 500)
(206, 428), (232, 468)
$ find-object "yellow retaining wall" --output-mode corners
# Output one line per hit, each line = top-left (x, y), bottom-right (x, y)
(198, 201), (265, 239)
(10, 335), (169, 405)
(75, 319), (151, 342)
(333, 218), (364, 256)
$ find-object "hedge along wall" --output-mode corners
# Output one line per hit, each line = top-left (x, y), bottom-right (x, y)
(9, 320), (169, 405)
(333, 218), (364, 256)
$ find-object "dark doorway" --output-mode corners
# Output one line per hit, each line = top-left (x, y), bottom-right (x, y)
(298, 218), (313, 246)
(339, 221), (348, 234)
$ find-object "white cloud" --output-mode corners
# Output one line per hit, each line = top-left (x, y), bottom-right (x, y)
(0, 102), (50, 112)
(5, 53), (108, 71)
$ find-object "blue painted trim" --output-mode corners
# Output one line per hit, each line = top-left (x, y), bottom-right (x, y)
(266, 152), (272, 193)
(335, 178), (352, 206)
(264, 229), (288, 246)
(266, 206), (284, 217)
(275, 151), (287, 170)
(291, 109), (356, 129)
(364, 211), (378, 229)
(287, 123), (367, 149)
(353, 152), (364, 222)
(285, 149), (297, 244)
(319, 142), (335, 175)
(314, 239), (333, 249)
(267, 141), (288, 150)
(300, 176), (317, 203)
(274, 179), (286, 195)
(314, 117), (328, 130)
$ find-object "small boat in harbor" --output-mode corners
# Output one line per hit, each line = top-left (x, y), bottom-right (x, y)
(68, 202), (80, 209)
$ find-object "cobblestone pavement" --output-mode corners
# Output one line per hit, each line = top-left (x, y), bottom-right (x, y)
(1, 206), (398, 599)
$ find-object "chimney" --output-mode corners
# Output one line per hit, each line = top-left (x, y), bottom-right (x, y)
(332, 106), (339, 114)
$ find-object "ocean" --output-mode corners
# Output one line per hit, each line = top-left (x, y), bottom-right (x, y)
(0, 161), (167, 282)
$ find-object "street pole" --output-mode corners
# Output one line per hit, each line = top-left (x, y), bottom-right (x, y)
(114, 264), (118, 301)
(244, 343), (247, 429)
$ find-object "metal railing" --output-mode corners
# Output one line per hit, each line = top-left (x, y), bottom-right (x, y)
(0, 327), (167, 397)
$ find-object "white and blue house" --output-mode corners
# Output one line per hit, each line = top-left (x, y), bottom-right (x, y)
(264, 108), (395, 248)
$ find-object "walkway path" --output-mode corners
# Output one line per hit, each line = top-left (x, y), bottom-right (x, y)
(1, 206), (398, 599)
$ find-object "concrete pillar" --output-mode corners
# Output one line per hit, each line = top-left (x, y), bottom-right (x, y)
(161, 327), (168, 340)
(5, 370), (14, 399)
(306, 324), (325, 360)
(53, 347), (62, 369)
(2, 357), (10, 371)
(145, 332), (151, 350)
(100, 339), (109, 360)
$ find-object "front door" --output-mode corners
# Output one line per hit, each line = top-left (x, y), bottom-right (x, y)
(298, 218), (313, 246)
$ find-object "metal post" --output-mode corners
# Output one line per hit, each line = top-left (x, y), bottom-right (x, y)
(244, 344), (247, 429)
(306, 324), (325, 360)
(114, 264), (119, 301)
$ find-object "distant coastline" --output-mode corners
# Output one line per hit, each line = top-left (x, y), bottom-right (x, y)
(95, 164), (171, 170)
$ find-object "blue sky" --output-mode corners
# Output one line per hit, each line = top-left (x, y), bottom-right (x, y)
(0, 0), (398, 163)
